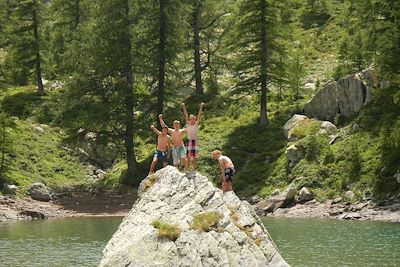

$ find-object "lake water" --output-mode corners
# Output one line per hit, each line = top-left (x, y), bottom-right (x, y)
(262, 217), (400, 267)
(1, 216), (400, 266)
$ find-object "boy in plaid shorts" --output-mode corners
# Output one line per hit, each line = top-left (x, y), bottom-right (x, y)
(182, 102), (205, 170)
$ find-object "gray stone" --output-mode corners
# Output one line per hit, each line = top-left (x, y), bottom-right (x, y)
(345, 191), (355, 200)
(285, 144), (304, 167)
(19, 210), (47, 220)
(28, 182), (52, 202)
(336, 75), (366, 117)
(298, 187), (313, 202)
(100, 166), (289, 267)
(319, 121), (337, 135)
(283, 114), (308, 141)
(5, 184), (17, 195)
(304, 68), (379, 121)
(34, 126), (45, 134)
(271, 189), (280, 197)
(304, 82), (338, 121)
(75, 132), (118, 168)
(394, 172), (400, 184)
(248, 195), (261, 205)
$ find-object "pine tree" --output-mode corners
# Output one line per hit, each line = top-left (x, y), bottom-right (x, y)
(66, 0), (138, 180)
(234, 0), (287, 125)
(5, 0), (44, 93)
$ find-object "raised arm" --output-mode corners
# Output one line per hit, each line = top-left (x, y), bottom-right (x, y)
(158, 114), (169, 128)
(150, 125), (161, 135)
(196, 102), (205, 125)
(181, 103), (189, 125)
(158, 114), (173, 133)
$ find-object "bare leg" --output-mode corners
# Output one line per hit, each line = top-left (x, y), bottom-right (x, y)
(183, 157), (188, 172)
(192, 157), (197, 170)
(149, 159), (158, 175)
(162, 161), (168, 168)
(226, 181), (233, 192)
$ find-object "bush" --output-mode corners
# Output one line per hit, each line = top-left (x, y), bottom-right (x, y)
(150, 220), (181, 241)
(190, 211), (223, 232)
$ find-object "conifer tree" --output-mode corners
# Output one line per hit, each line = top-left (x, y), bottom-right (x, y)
(5, 0), (44, 93)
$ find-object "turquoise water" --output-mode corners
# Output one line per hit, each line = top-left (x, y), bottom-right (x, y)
(262, 217), (400, 267)
(0, 217), (122, 267)
(1, 216), (400, 266)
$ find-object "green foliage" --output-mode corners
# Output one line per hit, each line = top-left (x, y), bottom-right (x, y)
(150, 219), (181, 241)
(190, 211), (223, 232)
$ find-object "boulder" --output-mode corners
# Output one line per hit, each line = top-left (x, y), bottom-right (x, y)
(298, 187), (313, 202)
(336, 75), (366, 117)
(100, 166), (289, 267)
(75, 131), (118, 168)
(345, 191), (355, 200)
(34, 126), (45, 134)
(19, 210), (47, 220)
(394, 172), (400, 184)
(319, 121), (337, 135)
(285, 144), (304, 167)
(28, 182), (52, 202)
(304, 82), (338, 121)
(283, 114), (308, 141)
(5, 184), (17, 195)
(304, 68), (379, 121)
(248, 195), (261, 205)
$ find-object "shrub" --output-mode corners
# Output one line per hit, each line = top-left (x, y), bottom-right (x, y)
(150, 220), (181, 241)
(190, 211), (223, 232)
(144, 175), (157, 192)
(290, 119), (321, 140)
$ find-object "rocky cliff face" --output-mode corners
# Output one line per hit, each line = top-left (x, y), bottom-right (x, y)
(99, 166), (289, 267)
(304, 68), (378, 121)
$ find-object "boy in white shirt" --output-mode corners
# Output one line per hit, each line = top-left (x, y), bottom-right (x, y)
(182, 102), (205, 170)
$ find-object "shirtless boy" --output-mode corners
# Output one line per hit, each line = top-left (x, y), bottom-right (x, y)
(181, 102), (205, 170)
(159, 114), (188, 172)
(212, 150), (235, 193)
(148, 125), (171, 175)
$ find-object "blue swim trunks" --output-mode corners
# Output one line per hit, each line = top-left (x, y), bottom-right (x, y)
(153, 150), (168, 163)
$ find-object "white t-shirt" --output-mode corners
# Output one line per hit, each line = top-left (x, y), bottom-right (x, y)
(187, 124), (199, 140)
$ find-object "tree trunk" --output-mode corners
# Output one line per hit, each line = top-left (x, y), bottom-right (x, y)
(123, 0), (137, 179)
(193, 0), (203, 95)
(74, 0), (80, 30)
(32, 0), (44, 94)
(157, 0), (166, 116)
(259, 0), (268, 126)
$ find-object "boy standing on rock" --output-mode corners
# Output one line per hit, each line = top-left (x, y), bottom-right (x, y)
(212, 150), (235, 193)
(148, 125), (171, 175)
(181, 102), (205, 170)
(159, 114), (188, 172)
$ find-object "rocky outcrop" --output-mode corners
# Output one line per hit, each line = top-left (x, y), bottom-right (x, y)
(304, 68), (378, 121)
(304, 82), (338, 121)
(99, 166), (289, 267)
(283, 114), (337, 142)
(283, 114), (308, 141)
(75, 131), (117, 168)
(285, 144), (304, 167)
(28, 182), (52, 202)
(255, 186), (297, 213)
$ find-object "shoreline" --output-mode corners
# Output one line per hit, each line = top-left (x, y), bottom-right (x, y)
(0, 190), (136, 223)
(256, 199), (400, 223)
(1, 193), (400, 223)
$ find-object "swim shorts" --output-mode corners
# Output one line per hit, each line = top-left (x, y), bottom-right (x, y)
(172, 145), (187, 165)
(153, 150), (168, 163)
(186, 139), (199, 158)
(224, 167), (235, 182)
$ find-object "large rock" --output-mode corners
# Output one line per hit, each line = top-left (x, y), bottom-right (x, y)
(336, 75), (366, 117)
(304, 82), (338, 121)
(285, 144), (304, 167)
(283, 114), (308, 141)
(100, 167), (289, 267)
(298, 187), (313, 203)
(304, 68), (379, 121)
(75, 131), (118, 168)
(28, 182), (52, 202)
(255, 186), (297, 214)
